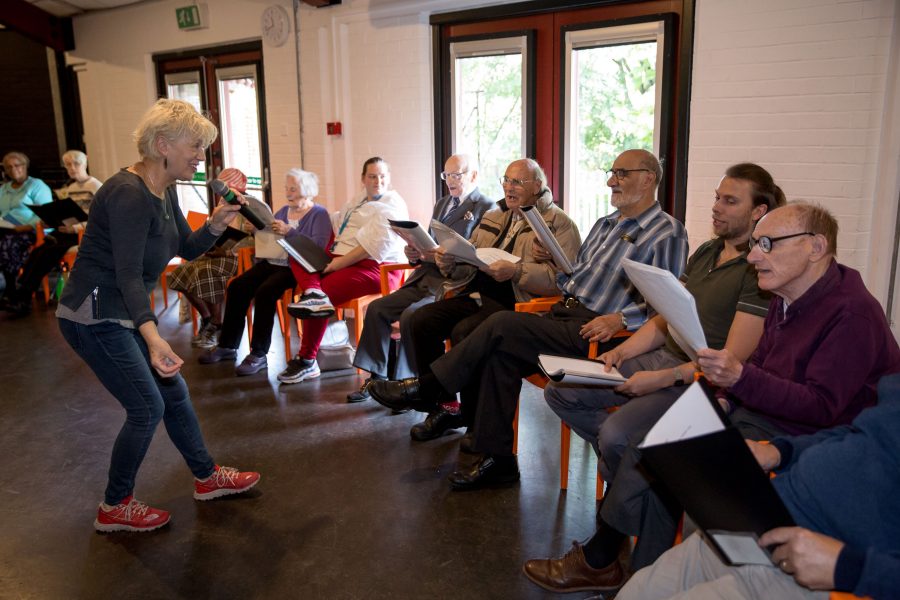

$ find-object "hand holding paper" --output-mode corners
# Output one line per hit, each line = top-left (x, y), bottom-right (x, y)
(696, 348), (744, 387)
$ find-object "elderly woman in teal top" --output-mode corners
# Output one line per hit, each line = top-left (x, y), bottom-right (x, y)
(57, 99), (260, 533)
(0, 151), (51, 300)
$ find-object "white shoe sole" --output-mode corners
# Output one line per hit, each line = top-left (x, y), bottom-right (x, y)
(287, 307), (335, 319)
(193, 477), (260, 501)
(278, 369), (321, 384)
(93, 516), (171, 533)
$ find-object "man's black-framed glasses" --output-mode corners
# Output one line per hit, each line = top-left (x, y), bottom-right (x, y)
(751, 232), (815, 253)
(605, 168), (651, 181)
(440, 170), (468, 181)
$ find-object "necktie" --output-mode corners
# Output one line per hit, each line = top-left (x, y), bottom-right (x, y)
(441, 197), (460, 223)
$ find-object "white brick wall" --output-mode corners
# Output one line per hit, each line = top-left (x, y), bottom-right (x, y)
(686, 0), (896, 283)
(66, 0), (301, 207)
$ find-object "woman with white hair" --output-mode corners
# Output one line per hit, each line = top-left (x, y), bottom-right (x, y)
(57, 99), (260, 533)
(198, 167), (332, 375)
(1, 149), (102, 316)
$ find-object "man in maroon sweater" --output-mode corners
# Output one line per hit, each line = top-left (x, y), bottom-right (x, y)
(524, 202), (900, 594)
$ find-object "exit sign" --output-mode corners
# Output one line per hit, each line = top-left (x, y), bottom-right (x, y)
(176, 5), (206, 30)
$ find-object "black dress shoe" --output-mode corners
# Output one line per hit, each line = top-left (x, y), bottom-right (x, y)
(346, 379), (372, 403)
(459, 431), (478, 454)
(410, 409), (465, 441)
(449, 454), (519, 490)
(368, 378), (434, 412)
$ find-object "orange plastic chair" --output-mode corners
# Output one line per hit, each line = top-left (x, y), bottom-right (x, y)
(513, 295), (633, 499)
(334, 263), (413, 348)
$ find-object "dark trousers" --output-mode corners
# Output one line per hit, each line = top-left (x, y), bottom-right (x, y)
(218, 261), (296, 354)
(353, 284), (434, 379)
(430, 303), (624, 456)
(409, 294), (512, 421)
(13, 232), (79, 301)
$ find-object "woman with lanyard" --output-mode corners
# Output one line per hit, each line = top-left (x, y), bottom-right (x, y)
(199, 168), (332, 376)
(278, 156), (408, 384)
(56, 99), (259, 532)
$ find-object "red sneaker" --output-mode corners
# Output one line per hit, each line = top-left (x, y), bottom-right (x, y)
(194, 465), (260, 501)
(94, 496), (171, 533)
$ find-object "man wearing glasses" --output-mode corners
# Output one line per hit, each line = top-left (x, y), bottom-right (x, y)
(381, 157), (582, 441)
(370, 149), (689, 488)
(348, 153), (494, 402)
(525, 202), (900, 594)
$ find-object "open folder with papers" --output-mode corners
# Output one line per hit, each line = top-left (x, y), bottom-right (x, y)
(537, 354), (626, 386)
(621, 258), (707, 361)
(388, 219), (438, 254)
(431, 220), (520, 268)
(638, 379), (795, 566)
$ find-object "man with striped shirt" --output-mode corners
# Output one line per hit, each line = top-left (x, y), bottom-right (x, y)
(369, 149), (689, 490)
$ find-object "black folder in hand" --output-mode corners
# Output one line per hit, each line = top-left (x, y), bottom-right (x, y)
(638, 379), (795, 566)
(213, 227), (250, 250)
(276, 235), (331, 273)
(26, 199), (89, 228)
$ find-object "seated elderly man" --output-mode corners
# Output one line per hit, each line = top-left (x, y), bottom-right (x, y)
(523, 202), (900, 593)
(545, 162), (783, 458)
(347, 153), (493, 403)
(371, 149), (689, 489)
(377, 157), (580, 436)
(617, 372), (900, 600)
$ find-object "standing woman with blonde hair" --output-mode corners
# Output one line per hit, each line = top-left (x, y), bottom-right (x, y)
(57, 99), (260, 533)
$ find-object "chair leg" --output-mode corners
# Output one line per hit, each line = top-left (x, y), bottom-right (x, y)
(149, 290), (156, 312)
(161, 275), (169, 309)
(596, 470), (605, 501)
(512, 402), (520, 455)
(191, 304), (199, 336)
(560, 422), (571, 490)
(42, 276), (51, 303)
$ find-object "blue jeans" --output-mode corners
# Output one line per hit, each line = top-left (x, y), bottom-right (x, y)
(58, 318), (216, 505)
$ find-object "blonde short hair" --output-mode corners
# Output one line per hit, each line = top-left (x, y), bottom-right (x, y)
(132, 99), (217, 160)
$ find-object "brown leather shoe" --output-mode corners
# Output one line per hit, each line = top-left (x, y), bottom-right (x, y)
(522, 541), (626, 593)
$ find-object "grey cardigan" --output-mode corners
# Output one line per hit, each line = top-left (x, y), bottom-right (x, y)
(59, 169), (219, 328)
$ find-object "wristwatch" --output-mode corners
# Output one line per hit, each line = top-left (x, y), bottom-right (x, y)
(619, 312), (628, 330)
(673, 368), (685, 386)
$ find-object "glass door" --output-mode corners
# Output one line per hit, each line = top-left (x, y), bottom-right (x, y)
(164, 71), (211, 216)
(215, 64), (265, 201)
(450, 35), (529, 201)
(563, 21), (666, 236)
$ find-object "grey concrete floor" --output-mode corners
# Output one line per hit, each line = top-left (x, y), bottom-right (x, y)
(1, 293), (609, 600)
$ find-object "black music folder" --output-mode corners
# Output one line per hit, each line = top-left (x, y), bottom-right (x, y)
(26, 199), (89, 228)
(638, 378), (795, 566)
(213, 227), (250, 250)
(276, 235), (331, 273)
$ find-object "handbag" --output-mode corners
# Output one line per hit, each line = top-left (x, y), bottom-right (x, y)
(316, 317), (356, 371)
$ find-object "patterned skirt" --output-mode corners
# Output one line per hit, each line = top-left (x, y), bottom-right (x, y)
(0, 229), (37, 275)
(167, 254), (239, 304)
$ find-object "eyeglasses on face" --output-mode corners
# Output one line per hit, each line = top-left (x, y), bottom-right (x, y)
(605, 168), (651, 181)
(440, 170), (468, 181)
(500, 175), (533, 188)
(750, 232), (815, 253)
